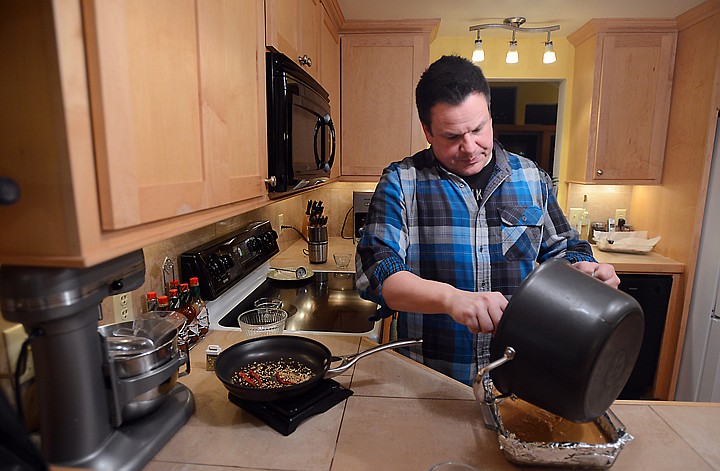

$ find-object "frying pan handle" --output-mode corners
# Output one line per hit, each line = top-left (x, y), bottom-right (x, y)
(325, 338), (422, 378)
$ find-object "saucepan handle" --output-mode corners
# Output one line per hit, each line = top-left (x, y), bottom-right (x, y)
(325, 338), (422, 378)
(472, 346), (515, 403)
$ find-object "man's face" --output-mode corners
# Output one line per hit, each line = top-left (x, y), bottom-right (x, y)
(422, 92), (494, 177)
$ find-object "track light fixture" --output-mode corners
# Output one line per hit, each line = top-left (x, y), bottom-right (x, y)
(469, 17), (560, 65)
(472, 30), (485, 63)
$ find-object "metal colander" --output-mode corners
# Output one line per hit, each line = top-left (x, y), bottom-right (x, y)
(237, 308), (287, 337)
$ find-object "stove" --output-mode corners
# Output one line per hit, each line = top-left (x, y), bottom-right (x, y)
(180, 220), (380, 338)
(228, 379), (352, 435)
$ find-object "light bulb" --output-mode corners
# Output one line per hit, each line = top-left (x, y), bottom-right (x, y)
(472, 39), (485, 63)
(506, 41), (518, 64)
(543, 41), (556, 64)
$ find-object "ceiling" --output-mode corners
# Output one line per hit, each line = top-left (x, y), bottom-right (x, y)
(336, 0), (707, 38)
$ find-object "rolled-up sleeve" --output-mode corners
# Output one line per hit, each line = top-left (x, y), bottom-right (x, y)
(355, 164), (412, 317)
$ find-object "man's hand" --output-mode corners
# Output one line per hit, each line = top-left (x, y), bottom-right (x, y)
(572, 261), (620, 288)
(382, 271), (508, 334)
(447, 291), (507, 334)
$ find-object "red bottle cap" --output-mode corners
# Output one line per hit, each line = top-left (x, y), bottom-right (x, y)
(146, 291), (157, 300)
(189, 277), (199, 285)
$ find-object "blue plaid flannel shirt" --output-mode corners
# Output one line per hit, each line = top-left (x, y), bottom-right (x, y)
(356, 144), (596, 385)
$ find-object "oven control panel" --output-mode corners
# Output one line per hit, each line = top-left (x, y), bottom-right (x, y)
(179, 220), (279, 300)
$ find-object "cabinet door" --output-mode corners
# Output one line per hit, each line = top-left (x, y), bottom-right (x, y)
(266, 0), (321, 79)
(197, 0), (267, 208)
(592, 32), (676, 182)
(341, 34), (429, 176)
(84, 0), (265, 230)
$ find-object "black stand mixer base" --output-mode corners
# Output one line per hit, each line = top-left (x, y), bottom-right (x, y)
(229, 378), (353, 436)
(56, 383), (195, 471)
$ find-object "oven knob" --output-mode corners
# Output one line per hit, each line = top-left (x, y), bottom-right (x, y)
(261, 230), (278, 244)
(220, 254), (234, 270)
(207, 257), (224, 280)
(246, 237), (262, 253)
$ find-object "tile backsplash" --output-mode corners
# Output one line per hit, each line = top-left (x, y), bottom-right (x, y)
(566, 184), (634, 227)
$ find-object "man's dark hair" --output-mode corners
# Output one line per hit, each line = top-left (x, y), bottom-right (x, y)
(415, 55), (491, 134)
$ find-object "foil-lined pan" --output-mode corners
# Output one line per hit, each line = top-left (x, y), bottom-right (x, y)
(478, 379), (634, 468)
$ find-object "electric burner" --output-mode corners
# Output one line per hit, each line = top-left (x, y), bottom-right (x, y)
(228, 379), (353, 435)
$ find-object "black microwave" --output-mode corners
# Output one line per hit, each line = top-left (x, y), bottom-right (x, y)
(266, 52), (335, 197)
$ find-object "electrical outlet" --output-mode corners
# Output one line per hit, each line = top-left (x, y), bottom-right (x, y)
(3, 324), (34, 384)
(615, 208), (627, 222)
(277, 213), (284, 230)
(113, 293), (134, 322)
(568, 208), (583, 227)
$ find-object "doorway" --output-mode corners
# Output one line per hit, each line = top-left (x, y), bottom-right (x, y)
(489, 80), (563, 180)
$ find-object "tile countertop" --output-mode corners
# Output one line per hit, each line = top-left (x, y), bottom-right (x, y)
(271, 236), (685, 275)
(145, 331), (720, 471)
(591, 247), (684, 274)
(271, 236), (357, 274)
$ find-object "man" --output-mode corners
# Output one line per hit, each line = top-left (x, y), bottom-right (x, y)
(355, 55), (619, 386)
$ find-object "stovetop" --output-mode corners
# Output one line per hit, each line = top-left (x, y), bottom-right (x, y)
(180, 220), (379, 336)
(218, 272), (377, 334)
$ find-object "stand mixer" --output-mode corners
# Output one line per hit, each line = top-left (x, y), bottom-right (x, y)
(0, 250), (195, 470)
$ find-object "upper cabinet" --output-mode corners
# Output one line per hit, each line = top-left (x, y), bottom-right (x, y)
(266, 0), (322, 81)
(567, 19), (677, 184)
(319, 0), (343, 180)
(0, 0), (268, 267)
(340, 20), (439, 177)
(86, 0), (268, 230)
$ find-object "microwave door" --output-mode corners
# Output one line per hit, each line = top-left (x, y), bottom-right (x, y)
(292, 103), (324, 179)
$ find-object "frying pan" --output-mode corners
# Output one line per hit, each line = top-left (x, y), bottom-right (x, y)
(215, 336), (422, 401)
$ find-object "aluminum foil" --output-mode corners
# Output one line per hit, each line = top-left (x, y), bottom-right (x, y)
(478, 378), (634, 469)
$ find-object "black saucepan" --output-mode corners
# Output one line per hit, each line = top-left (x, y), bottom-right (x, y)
(474, 258), (644, 423)
(215, 336), (422, 401)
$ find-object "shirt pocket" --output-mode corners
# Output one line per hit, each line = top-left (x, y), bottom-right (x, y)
(499, 205), (544, 261)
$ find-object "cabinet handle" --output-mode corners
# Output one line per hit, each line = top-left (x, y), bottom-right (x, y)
(596, 169), (604, 176)
(264, 176), (277, 187)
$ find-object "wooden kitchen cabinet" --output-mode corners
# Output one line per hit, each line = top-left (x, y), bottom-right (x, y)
(567, 20), (677, 184)
(340, 20), (438, 177)
(319, 0), (343, 180)
(265, 0), (322, 81)
(0, 0), (268, 267)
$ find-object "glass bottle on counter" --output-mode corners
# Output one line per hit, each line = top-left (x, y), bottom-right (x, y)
(157, 295), (170, 311)
(168, 289), (180, 311)
(146, 291), (158, 312)
(579, 195), (590, 240)
(190, 277), (209, 336)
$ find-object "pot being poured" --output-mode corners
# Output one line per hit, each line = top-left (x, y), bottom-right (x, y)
(475, 259), (644, 423)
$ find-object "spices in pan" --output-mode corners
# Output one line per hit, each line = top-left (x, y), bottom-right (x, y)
(231, 358), (313, 389)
